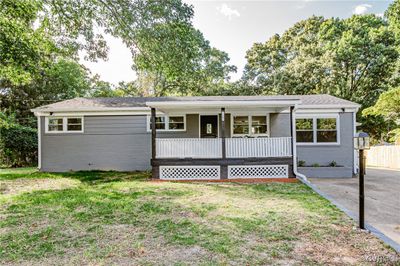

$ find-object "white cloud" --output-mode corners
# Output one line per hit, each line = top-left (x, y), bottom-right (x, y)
(353, 4), (372, 15)
(375, 13), (384, 18)
(217, 3), (240, 20)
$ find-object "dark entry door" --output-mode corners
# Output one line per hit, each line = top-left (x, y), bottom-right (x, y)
(200, 115), (218, 138)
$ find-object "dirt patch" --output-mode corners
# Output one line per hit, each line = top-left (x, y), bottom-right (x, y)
(0, 178), (80, 196)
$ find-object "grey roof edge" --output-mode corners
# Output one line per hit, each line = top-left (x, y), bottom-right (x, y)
(31, 94), (361, 112)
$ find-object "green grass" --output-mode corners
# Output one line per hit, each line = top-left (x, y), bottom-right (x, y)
(0, 168), (398, 265)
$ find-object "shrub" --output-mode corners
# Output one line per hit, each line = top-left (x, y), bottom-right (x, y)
(298, 160), (306, 167)
(329, 161), (337, 167)
(0, 113), (37, 167)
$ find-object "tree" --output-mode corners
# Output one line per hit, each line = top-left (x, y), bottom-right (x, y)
(363, 87), (400, 143)
(243, 15), (398, 108)
(1, 59), (93, 125)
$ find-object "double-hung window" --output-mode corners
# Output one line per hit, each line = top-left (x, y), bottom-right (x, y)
(148, 115), (185, 131)
(232, 115), (269, 137)
(296, 115), (339, 144)
(46, 117), (83, 133)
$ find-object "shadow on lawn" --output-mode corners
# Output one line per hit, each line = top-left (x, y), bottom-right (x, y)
(0, 168), (151, 184)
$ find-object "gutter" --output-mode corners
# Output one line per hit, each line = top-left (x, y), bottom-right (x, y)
(291, 105), (309, 182)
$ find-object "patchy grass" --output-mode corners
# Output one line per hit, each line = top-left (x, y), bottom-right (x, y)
(0, 168), (398, 265)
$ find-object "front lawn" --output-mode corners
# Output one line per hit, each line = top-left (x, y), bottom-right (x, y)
(0, 169), (398, 265)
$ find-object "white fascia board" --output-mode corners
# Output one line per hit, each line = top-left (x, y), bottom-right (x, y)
(34, 110), (151, 117)
(31, 106), (149, 112)
(281, 107), (359, 114)
(299, 104), (360, 109)
(146, 100), (301, 108)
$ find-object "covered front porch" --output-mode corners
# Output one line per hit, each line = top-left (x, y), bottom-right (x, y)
(147, 98), (300, 180)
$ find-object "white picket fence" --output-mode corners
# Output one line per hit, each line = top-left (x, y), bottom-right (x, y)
(366, 145), (400, 169)
(156, 137), (292, 159)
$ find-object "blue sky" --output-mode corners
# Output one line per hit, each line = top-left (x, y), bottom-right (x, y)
(81, 0), (393, 85)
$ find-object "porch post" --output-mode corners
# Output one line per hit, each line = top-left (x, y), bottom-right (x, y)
(221, 108), (226, 159)
(289, 106), (295, 177)
(151, 107), (158, 179)
(220, 107), (227, 179)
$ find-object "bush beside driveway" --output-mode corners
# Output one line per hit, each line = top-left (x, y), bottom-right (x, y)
(0, 168), (399, 265)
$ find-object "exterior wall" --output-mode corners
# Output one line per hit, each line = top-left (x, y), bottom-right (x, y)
(270, 113), (291, 137)
(159, 114), (199, 138)
(296, 112), (354, 178)
(40, 111), (354, 176)
(41, 115), (152, 172)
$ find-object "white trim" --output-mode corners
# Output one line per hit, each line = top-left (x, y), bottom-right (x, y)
(298, 104), (360, 109)
(37, 116), (41, 170)
(45, 116), (84, 134)
(146, 100), (301, 109)
(31, 107), (150, 113)
(199, 114), (220, 138)
(230, 114), (270, 137)
(146, 114), (186, 132)
(295, 114), (340, 145)
(34, 111), (151, 117)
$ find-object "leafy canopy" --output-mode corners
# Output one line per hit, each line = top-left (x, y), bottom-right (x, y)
(243, 15), (398, 108)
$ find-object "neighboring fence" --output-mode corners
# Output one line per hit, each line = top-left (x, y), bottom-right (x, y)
(366, 145), (400, 169)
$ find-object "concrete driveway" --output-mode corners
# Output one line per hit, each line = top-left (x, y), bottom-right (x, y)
(309, 167), (400, 245)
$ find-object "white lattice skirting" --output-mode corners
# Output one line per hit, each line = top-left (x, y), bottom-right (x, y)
(160, 166), (221, 180)
(228, 165), (289, 179)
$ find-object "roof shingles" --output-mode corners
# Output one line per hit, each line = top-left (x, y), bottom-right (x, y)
(33, 94), (359, 111)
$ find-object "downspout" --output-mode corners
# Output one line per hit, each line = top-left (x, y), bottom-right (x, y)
(291, 105), (308, 183)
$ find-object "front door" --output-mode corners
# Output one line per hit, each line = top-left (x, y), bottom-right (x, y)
(200, 115), (218, 138)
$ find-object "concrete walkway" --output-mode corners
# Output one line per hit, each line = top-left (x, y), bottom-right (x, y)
(309, 167), (400, 245)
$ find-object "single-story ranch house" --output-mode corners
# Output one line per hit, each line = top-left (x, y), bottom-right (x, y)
(32, 95), (360, 180)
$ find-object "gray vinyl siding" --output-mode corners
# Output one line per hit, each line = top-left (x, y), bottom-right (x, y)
(40, 112), (354, 175)
(296, 112), (354, 176)
(270, 113), (291, 137)
(41, 115), (152, 172)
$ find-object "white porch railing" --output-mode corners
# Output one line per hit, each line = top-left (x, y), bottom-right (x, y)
(156, 138), (222, 158)
(226, 137), (292, 158)
(156, 137), (292, 159)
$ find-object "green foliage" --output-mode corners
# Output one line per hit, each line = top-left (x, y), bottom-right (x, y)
(363, 87), (400, 143)
(0, 113), (37, 167)
(244, 15), (398, 108)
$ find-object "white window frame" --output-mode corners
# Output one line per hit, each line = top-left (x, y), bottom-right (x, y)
(295, 114), (340, 145)
(146, 115), (186, 132)
(231, 114), (270, 137)
(45, 117), (84, 133)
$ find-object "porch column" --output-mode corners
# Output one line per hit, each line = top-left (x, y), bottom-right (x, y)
(221, 107), (227, 179)
(289, 106), (295, 178)
(151, 107), (158, 179)
(221, 108), (226, 159)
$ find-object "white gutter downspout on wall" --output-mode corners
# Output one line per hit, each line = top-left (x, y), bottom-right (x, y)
(37, 116), (41, 170)
(291, 105), (308, 182)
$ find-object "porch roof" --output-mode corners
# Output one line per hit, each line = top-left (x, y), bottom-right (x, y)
(146, 98), (301, 113)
